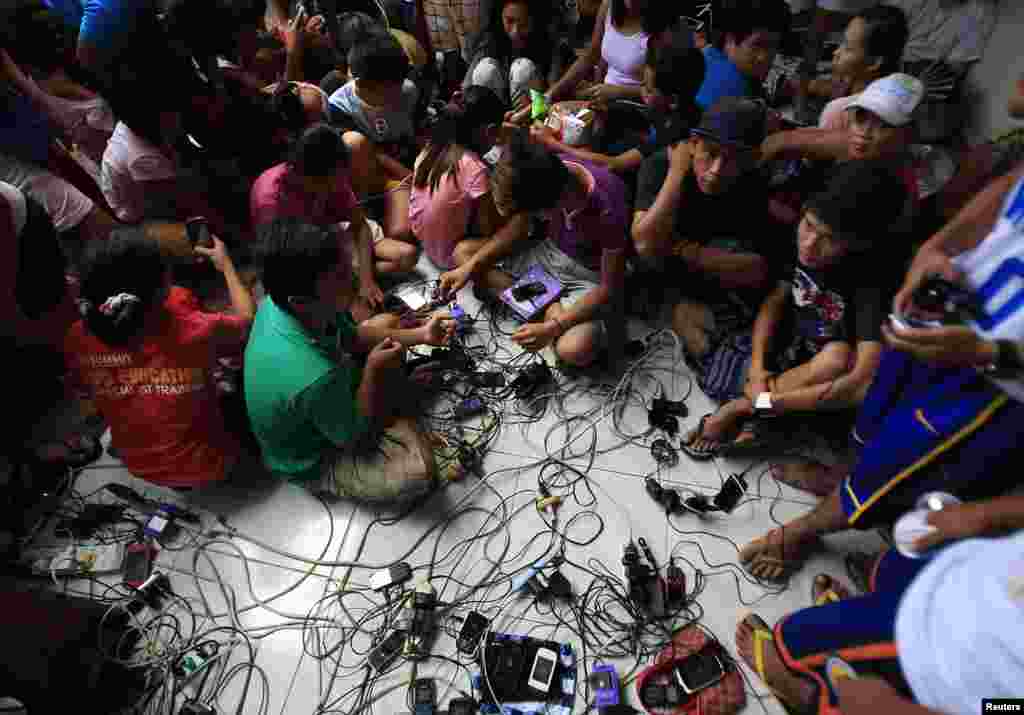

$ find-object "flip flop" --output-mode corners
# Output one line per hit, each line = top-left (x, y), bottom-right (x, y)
(742, 528), (821, 583)
(742, 613), (803, 713)
(680, 413), (723, 461)
(811, 574), (851, 606)
(719, 418), (780, 457)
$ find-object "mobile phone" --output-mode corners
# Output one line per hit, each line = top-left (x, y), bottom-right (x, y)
(413, 678), (435, 713)
(889, 312), (943, 331)
(713, 473), (747, 513)
(370, 562), (412, 591)
(447, 697), (477, 715)
(526, 647), (558, 694)
(589, 664), (620, 708)
(123, 541), (154, 588)
(673, 647), (726, 695)
(512, 282), (547, 302)
(456, 611), (489, 655)
(185, 217), (213, 249)
(383, 293), (412, 315)
(367, 629), (406, 672)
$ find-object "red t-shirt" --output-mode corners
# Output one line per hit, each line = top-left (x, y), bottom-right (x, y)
(249, 162), (359, 229)
(64, 287), (250, 488)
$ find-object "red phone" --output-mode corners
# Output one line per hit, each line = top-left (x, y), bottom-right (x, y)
(123, 541), (155, 588)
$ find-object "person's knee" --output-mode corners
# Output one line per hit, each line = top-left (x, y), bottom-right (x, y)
(509, 58), (540, 105)
(555, 328), (599, 367)
(470, 57), (506, 98)
(451, 240), (480, 266)
(366, 312), (401, 330)
(633, 238), (663, 263)
(395, 241), (419, 271)
(671, 300), (713, 357)
(819, 342), (854, 380)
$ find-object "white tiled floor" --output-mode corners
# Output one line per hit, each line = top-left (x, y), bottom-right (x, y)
(31, 255), (887, 715)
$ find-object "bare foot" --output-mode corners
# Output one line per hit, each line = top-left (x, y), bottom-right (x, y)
(739, 525), (821, 581)
(736, 614), (816, 709)
(812, 573), (851, 605)
(772, 459), (847, 497)
(683, 401), (747, 453)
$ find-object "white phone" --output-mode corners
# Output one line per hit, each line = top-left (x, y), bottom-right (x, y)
(526, 648), (558, 694)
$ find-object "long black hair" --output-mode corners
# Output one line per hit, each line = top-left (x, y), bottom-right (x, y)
(858, 5), (909, 77)
(610, 0), (676, 36)
(490, 129), (571, 216)
(287, 123), (351, 178)
(413, 86), (505, 193)
(472, 0), (553, 74)
(79, 228), (168, 347)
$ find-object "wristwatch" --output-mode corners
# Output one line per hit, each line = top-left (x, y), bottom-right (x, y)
(753, 392), (774, 416)
(980, 339), (1024, 377)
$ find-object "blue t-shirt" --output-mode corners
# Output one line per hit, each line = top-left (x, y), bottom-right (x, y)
(42, 0), (149, 50)
(695, 46), (753, 110)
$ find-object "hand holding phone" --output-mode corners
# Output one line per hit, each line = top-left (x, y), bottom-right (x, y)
(185, 217), (213, 249)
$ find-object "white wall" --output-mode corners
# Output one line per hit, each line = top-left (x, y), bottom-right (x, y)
(966, 1), (1024, 142)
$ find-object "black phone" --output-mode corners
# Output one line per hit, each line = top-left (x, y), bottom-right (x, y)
(383, 294), (412, 315)
(185, 217), (212, 249)
(713, 473), (747, 513)
(457, 611), (489, 654)
(913, 276), (984, 321)
(447, 697), (478, 715)
(368, 629), (406, 672)
(511, 282), (547, 302)
(674, 647), (726, 695)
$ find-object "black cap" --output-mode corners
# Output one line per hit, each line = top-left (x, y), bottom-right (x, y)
(691, 97), (768, 150)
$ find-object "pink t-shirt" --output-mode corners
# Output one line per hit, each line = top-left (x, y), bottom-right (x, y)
(409, 151), (490, 269)
(250, 162), (359, 229)
(819, 95), (856, 132)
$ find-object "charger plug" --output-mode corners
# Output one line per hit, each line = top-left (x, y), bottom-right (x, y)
(683, 494), (714, 514)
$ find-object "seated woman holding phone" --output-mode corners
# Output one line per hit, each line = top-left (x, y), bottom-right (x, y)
(64, 226), (256, 490)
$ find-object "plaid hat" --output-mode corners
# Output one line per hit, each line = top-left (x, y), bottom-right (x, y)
(691, 97), (767, 150)
(846, 73), (924, 127)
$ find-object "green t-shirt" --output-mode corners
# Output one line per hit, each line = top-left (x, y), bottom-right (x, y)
(244, 297), (370, 481)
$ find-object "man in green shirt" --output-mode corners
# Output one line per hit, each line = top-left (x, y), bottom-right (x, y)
(245, 219), (452, 502)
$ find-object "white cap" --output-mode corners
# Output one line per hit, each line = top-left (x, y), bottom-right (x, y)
(846, 73), (925, 127)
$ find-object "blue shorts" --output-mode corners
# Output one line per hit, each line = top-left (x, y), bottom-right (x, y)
(842, 349), (1024, 529)
(775, 547), (928, 715)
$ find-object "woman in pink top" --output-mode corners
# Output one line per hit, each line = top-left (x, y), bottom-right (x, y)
(545, 0), (674, 105)
(410, 87), (506, 269)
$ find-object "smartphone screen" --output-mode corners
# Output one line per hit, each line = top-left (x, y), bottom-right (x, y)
(675, 650), (725, 693)
(123, 544), (152, 586)
(186, 218), (211, 248)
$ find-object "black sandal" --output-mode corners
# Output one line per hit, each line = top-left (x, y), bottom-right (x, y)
(719, 418), (780, 457)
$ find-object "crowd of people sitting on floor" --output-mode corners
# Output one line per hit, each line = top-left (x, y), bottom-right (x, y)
(3, 0), (1023, 712)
